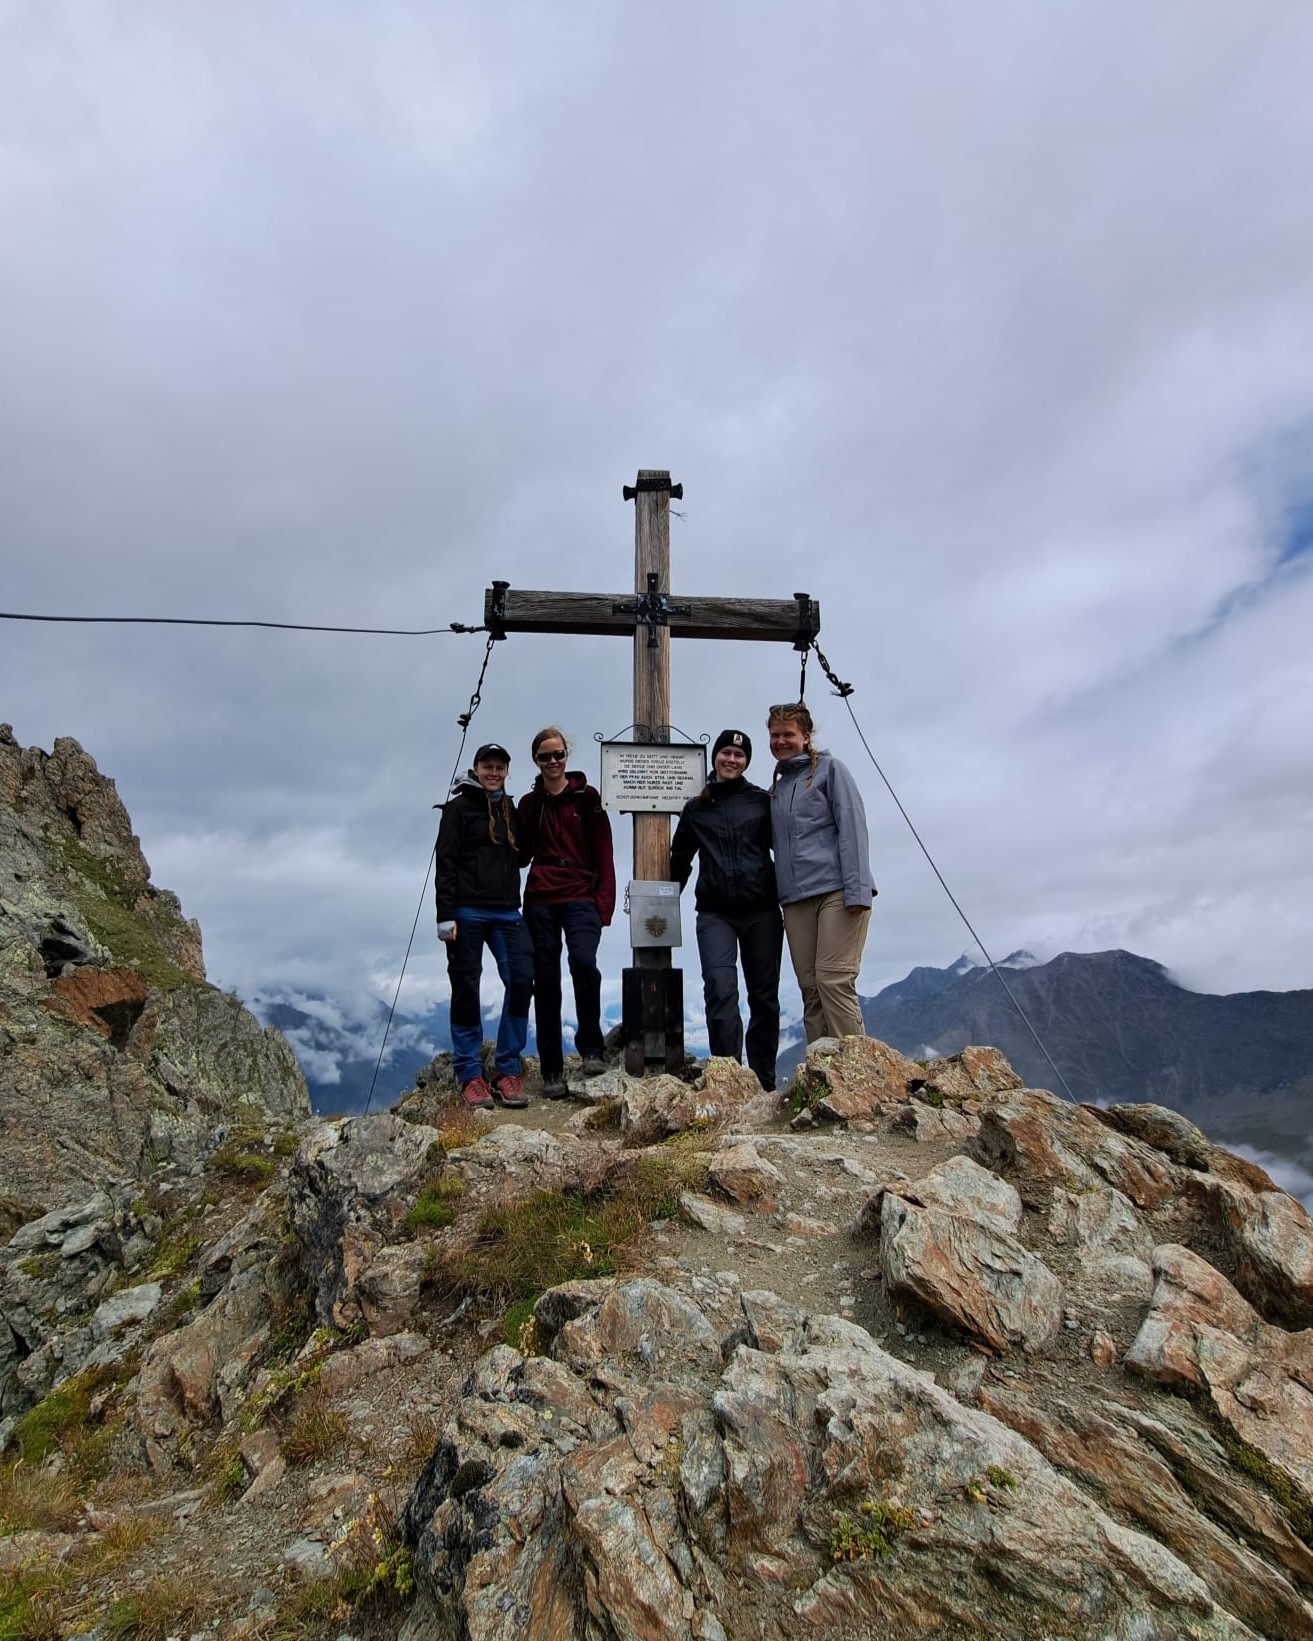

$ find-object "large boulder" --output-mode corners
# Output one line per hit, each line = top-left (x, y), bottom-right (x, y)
(619, 1060), (765, 1147)
(707, 1140), (784, 1205)
(1098, 1103), (1277, 1192)
(789, 1035), (921, 1124)
(0, 1187), (155, 1420)
(132, 1189), (289, 1465)
(913, 1044), (1023, 1102)
(1189, 1174), (1313, 1330)
(288, 1114), (441, 1330)
(874, 1158), (1064, 1354)
(974, 1088), (1180, 1210)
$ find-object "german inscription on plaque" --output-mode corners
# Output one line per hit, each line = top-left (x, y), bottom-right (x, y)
(600, 742), (707, 813)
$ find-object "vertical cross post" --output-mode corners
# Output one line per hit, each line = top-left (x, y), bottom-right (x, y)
(632, 473), (673, 875)
(622, 470), (684, 1073)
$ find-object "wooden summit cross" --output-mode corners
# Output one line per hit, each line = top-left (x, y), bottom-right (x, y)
(483, 469), (821, 1075)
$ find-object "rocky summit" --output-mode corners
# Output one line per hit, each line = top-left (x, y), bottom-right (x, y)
(0, 726), (310, 1222)
(2, 732), (1313, 1639)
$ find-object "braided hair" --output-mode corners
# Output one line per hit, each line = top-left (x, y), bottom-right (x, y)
(485, 790), (518, 849)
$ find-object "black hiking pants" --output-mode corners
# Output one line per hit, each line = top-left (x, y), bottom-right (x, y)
(695, 903), (783, 1092)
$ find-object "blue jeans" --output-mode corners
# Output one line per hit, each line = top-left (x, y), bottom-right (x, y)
(522, 901), (604, 1079)
(446, 908), (534, 1083)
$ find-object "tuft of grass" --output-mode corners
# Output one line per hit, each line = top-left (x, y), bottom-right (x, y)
(583, 1098), (621, 1131)
(269, 1127), (300, 1158)
(986, 1465), (1017, 1490)
(265, 1486), (416, 1638)
(103, 1572), (208, 1640)
(830, 1497), (918, 1564)
(401, 1409), (441, 1473)
(438, 1143), (711, 1306)
(206, 1145), (274, 1183)
(0, 1565), (77, 1640)
(405, 1175), (465, 1233)
(198, 1431), (246, 1505)
(502, 1296), (538, 1348)
(431, 1105), (494, 1152)
(264, 1286), (316, 1365)
(281, 1388), (350, 1466)
(92, 1512), (167, 1571)
(442, 1187), (641, 1302)
(171, 1279), (201, 1319)
(16, 1254), (59, 1281)
(331, 1490), (415, 1608)
(0, 1460), (81, 1535)
(786, 1069), (826, 1114)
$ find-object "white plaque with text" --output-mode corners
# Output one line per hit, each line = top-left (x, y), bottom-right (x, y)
(599, 742), (707, 812)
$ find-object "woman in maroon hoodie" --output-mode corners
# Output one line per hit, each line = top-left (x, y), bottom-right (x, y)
(516, 726), (616, 1098)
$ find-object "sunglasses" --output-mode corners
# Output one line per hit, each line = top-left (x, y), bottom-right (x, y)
(535, 749), (567, 763)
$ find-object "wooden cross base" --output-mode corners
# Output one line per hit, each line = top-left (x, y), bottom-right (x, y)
(621, 962), (685, 1075)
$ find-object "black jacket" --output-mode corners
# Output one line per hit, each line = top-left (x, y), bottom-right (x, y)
(435, 778), (522, 922)
(669, 777), (777, 915)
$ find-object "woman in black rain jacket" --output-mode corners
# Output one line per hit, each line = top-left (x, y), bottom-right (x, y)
(669, 729), (783, 1091)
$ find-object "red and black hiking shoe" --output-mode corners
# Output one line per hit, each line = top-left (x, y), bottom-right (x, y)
(492, 1074), (528, 1108)
(460, 1076), (493, 1109)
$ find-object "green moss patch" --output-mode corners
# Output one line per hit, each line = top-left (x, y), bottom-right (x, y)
(1222, 1431), (1313, 1545)
(77, 892), (191, 992)
(405, 1176), (465, 1232)
(10, 1357), (136, 1486)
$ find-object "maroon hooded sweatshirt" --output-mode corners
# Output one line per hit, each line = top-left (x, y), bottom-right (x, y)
(516, 772), (616, 925)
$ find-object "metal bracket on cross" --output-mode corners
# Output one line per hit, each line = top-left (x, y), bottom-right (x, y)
(614, 572), (693, 650)
(487, 579), (510, 641)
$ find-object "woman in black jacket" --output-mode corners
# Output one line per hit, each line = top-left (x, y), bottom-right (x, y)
(669, 729), (783, 1091)
(435, 741), (533, 1109)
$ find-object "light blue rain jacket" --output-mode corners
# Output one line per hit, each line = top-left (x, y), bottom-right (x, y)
(770, 750), (874, 908)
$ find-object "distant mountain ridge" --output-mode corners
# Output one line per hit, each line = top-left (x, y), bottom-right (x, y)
(856, 947), (1313, 1163)
(278, 950), (1313, 1161)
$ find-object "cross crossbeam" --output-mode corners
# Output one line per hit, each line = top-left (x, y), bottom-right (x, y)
(483, 585), (820, 645)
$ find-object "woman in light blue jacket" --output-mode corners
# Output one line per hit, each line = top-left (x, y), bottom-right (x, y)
(767, 702), (873, 1044)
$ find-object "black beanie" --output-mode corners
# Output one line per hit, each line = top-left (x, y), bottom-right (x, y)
(712, 728), (752, 767)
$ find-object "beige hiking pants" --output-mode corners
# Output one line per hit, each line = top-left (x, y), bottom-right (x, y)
(782, 890), (871, 1043)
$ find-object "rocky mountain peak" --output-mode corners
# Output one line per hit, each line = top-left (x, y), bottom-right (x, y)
(0, 725), (308, 1220)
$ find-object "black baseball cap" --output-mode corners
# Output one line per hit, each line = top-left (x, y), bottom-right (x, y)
(472, 742), (511, 764)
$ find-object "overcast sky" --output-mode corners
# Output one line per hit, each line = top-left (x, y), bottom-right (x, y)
(3, 3), (1311, 1075)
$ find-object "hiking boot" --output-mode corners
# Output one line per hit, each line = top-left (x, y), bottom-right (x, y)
(460, 1076), (493, 1109)
(541, 1076), (568, 1100)
(581, 1058), (607, 1079)
(492, 1074), (528, 1108)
